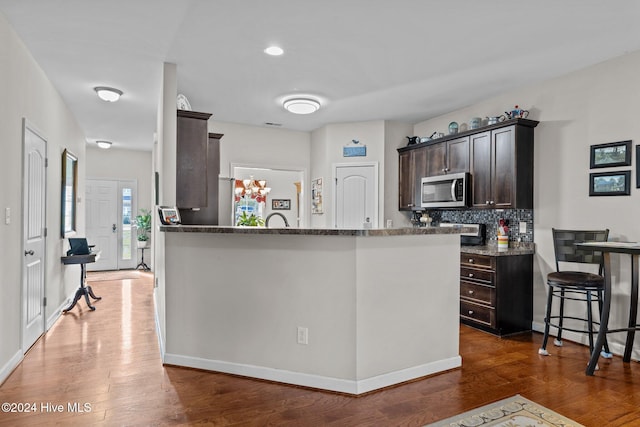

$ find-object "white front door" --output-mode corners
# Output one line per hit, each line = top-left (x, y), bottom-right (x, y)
(86, 179), (137, 271)
(334, 163), (378, 228)
(22, 120), (47, 351)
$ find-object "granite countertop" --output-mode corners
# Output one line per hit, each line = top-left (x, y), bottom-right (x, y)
(159, 225), (474, 237)
(460, 242), (536, 256)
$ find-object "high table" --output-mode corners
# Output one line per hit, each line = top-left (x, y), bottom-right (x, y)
(576, 242), (640, 375)
(61, 252), (102, 312)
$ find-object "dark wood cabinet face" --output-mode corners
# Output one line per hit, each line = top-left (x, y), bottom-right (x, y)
(446, 137), (469, 174)
(424, 142), (447, 176)
(470, 132), (492, 207)
(176, 110), (212, 209)
(492, 127), (516, 208)
(459, 252), (533, 336)
(398, 151), (413, 210)
(398, 148), (430, 210)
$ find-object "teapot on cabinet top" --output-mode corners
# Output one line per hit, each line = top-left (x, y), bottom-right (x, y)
(505, 105), (529, 119)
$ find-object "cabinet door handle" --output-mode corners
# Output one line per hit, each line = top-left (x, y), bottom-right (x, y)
(468, 290), (474, 295)
(468, 258), (474, 263)
(468, 273), (474, 278)
(485, 200), (489, 205)
(468, 310), (474, 315)
(490, 200), (494, 205)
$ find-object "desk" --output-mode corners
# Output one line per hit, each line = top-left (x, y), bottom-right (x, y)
(577, 242), (640, 375)
(61, 252), (102, 312)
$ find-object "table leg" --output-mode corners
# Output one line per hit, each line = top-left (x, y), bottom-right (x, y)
(623, 254), (639, 362)
(587, 252), (613, 375)
(61, 263), (101, 313)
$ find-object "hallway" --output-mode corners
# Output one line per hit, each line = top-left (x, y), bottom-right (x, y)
(1, 271), (639, 426)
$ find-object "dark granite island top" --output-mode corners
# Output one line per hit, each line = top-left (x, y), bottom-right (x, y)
(159, 225), (474, 236)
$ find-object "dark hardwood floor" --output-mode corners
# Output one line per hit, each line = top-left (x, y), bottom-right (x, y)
(1, 271), (639, 426)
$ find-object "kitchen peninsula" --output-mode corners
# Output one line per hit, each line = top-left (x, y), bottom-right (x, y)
(160, 225), (468, 394)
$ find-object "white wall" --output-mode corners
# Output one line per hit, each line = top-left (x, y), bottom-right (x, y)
(310, 120), (387, 228)
(414, 51), (640, 358)
(213, 120), (311, 226)
(0, 13), (87, 383)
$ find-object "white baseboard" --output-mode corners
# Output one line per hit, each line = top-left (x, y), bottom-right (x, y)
(46, 296), (72, 330)
(532, 320), (638, 361)
(163, 353), (462, 395)
(153, 292), (165, 361)
(0, 350), (23, 386)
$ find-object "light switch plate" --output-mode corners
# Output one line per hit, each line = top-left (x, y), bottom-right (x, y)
(519, 221), (527, 233)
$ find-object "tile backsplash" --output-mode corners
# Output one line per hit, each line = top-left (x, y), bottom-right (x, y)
(426, 209), (534, 243)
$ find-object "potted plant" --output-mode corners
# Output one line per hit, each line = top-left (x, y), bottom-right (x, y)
(135, 209), (152, 247)
(236, 211), (265, 227)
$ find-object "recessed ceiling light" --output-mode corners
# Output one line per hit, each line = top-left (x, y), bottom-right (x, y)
(283, 97), (320, 114)
(96, 140), (112, 149)
(94, 86), (123, 102)
(264, 46), (284, 56)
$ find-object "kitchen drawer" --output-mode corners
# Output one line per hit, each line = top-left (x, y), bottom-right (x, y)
(460, 253), (493, 269)
(460, 267), (493, 284)
(460, 281), (494, 305)
(460, 300), (495, 327)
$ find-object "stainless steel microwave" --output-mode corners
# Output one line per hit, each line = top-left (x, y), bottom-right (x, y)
(420, 172), (469, 208)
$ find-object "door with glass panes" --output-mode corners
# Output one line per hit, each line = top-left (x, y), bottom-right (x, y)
(86, 179), (137, 270)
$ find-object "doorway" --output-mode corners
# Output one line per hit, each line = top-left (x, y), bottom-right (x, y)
(22, 119), (47, 351)
(334, 163), (379, 228)
(86, 179), (137, 271)
(230, 165), (306, 228)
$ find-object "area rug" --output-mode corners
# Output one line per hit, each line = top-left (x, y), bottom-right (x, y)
(426, 395), (584, 427)
(86, 271), (147, 282)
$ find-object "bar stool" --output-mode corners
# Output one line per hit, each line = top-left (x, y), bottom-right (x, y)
(538, 229), (612, 358)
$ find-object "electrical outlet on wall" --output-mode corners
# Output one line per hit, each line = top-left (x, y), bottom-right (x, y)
(519, 221), (527, 233)
(297, 326), (308, 345)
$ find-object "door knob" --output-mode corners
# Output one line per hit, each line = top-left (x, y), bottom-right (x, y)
(24, 250), (34, 256)
(112, 224), (117, 232)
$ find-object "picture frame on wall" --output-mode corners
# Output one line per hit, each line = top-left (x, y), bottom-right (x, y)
(589, 140), (632, 168)
(272, 199), (290, 210)
(589, 170), (631, 196)
(637, 145), (640, 188)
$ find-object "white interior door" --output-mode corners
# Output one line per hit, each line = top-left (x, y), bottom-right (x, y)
(86, 180), (118, 270)
(22, 120), (47, 351)
(334, 163), (378, 228)
(86, 179), (137, 271)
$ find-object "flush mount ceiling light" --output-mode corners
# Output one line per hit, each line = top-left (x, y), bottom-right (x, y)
(94, 86), (123, 102)
(96, 140), (112, 149)
(264, 46), (284, 56)
(283, 97), (321, 114)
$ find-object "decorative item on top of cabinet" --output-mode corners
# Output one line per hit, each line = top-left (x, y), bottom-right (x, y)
(459, 251), (533, 336)
(176, 109), (212, 209)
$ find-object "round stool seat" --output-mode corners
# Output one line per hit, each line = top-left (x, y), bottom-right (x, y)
(548, 271), (604, 289)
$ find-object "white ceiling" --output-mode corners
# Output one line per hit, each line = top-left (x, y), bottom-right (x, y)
(1, 1), (640, 151)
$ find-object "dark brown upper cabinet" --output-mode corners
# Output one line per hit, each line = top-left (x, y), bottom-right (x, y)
(470, 124), (536, 209)
(398, 118), (538, 211)
(176, 109), (212, 208)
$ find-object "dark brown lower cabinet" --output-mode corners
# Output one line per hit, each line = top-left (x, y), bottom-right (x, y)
(459, 251), (533, 336)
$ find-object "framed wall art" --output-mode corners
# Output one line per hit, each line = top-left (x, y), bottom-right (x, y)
(272, 199), (290, 210)
(590, 140), (632, 169)
(637, 145), (640, 188)
(589, 170), (631, 196)
(61, 149), (78, 237)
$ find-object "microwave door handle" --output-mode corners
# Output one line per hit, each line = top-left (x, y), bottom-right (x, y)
(451, 179), (457, 201)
